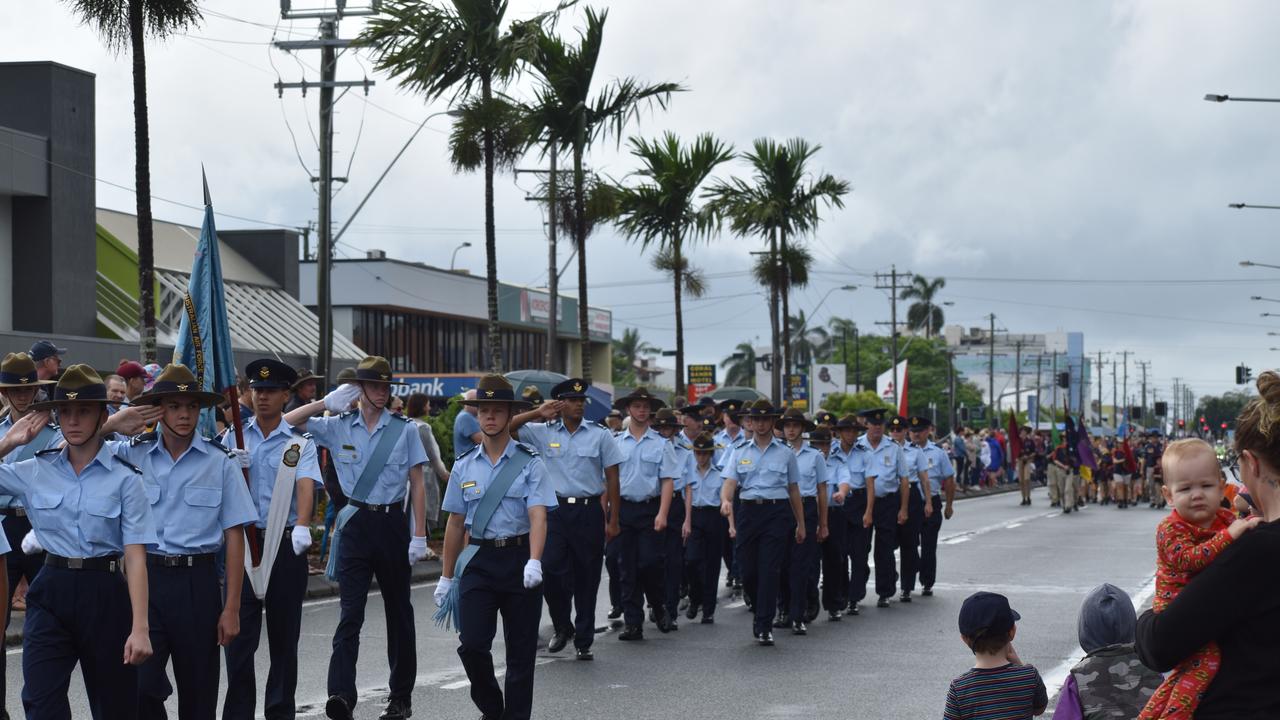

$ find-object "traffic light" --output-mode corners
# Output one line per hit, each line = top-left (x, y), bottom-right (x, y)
(958, 406), (971, 422)
(1154, 401), (1168, 417)
(1237, 365), (1253, 385)
(1177, 419), (1186, 429)
(1130, 406), (1143, 421)
(1056, 372), (1070, 388)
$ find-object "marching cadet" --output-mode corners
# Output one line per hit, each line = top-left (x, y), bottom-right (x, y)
(1111, 441), (1132, 509)
(0, 366), (155, 719)
(435, 375), (556, 720)
(611, 388), (678, 640)
(1050, 439), (1077, 515)
(721, 400), (805, 646)
(605, 409), (623, 434)
(0, 352), (63, 711)
(108, 364), (258, 719)
(653, 408), (691, 630)
(830, 414), (869, 615)
(713, 400), (748, 591)
(508, 378), (621, 661)
(812, 426), (851, 621)
(909, 416), (955, 597)
(283, 356), (429, 720)
(778, 409), (827, 634)
(889, 415), (931, 603)
(221, 359), (323, 720)
(684, 431), (730, 623)
(848, 408), (908, 608)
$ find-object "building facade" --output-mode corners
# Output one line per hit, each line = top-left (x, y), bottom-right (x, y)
(944, 325), (1088, 422)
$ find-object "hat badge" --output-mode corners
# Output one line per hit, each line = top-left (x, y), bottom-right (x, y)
(381, 374), (388, 380)
(66, 392), (78, 399)
(177, 384), (189, 391)
(19, 378), (27, 384)
(259, 366), (270, 379)
(573, 382), (582, 392)
(485, 390), (494, 398)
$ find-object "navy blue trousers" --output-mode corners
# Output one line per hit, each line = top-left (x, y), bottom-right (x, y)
(327, 505), (415, 708)
(662, 496), (686, 618)
(617, 499), (664, 628)
(919, 494), (944, 589)
(223, 534), (309, 720)
(872, 490), (901, 599)
(897, 485), (926, 593)
(821, 502), (849, 612)
(542, 499), (604, 649)
(2, 513), (42, 714)
(604, 537), (621, 610)
(22, 566), (136, 720)
(685, 507), (725, 616)
(139, 563), (220, 720)
(735, 501), (790, 636)
(845, 489), (872, 604)
(457, 544), (541, 720)
(780, 498), (818, 621)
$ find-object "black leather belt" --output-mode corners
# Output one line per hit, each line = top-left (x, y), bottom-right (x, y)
(46, 554), (121, 572)
(0, 507), (26, 517)
(557, 495), (601, 505)
(801, 496), (817, 506)
(349, 499), (403, 513)
(469, 533), (529, 548)
(742, 498), (785, 505)
(147, 553), (216, 568)
(623, 497), (660, 505)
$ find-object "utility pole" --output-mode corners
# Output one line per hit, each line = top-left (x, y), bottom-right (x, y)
(1137, 360), (1150, 423)
(947, 350), (956, 433)
(1118, 350), (1132, 426)
(1095, 350), (1107, 426)
(1034, 353), (1043, 426)
(517, 164), (575, 373)
(1051, 351), (1059, 428)
(274, 1), (376, 387)
(1112, 360), (1118, 428)
(1014, 339), (1023, 415)
(874, 266), (911, 410)
(987, 314), (997, 422)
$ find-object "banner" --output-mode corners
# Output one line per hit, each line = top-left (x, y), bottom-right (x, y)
(876, 360), (909, 416)
(785, 373), (809, 410)
(686, 364), (717, 403)
(811, 363), (846, 411)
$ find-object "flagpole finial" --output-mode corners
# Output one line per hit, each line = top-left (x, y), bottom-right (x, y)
(202, 164), (211, 207)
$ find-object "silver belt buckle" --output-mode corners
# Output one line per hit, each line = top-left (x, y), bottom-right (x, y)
(67, 557), (84, 570)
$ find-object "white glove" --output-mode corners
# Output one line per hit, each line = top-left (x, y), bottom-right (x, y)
(434, 576), (453, 608)
(231, 448), (251, 470)
(291, 525), (312, 556)
(408, 536), (428, 564)
(20, 530), (42, 555)
(523, 559), (543, 589)
(323, 383), (362, 414)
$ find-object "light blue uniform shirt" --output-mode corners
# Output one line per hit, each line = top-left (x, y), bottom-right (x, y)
(308, 410), (428, 505)
(831, 443), (868, 491)
(0, 444), (155, 557)
(614, 428), (681, 501)
(442, 439), (557, 539)
(0, 416), (62, 509)
(220, 417), (322, 528)
(670, 441), (692, 492)
(110, 434), (259, 555)
(722, 438), (800, 500)
(713, 428), (748, 467)
(920, 441), (956, 497)
(901, 441), (929, 486)
(453, 411), (481, 458)
(823, 453), (851, 505)
(685, 457), (724, 508)
(858, 435), (909, 498)
(793, 444), (827, 498)
(518, 419), (622, 497)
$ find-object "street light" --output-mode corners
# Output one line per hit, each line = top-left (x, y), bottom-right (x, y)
(450, 241), (472, 270)
(1204, 94), (1280, 103)
(809, 284), (859, 318)
(1230, 203), (1280, 210)
(1241, 260), (1280, 271)
(1252, 296), (1280, 304)
(1262, 312), (1280, 318)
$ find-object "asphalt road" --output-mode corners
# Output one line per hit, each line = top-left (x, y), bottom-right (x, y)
(4, 486), (1163, 719)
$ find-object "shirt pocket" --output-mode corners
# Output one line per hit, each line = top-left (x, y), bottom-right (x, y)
(81, 493), (123, 543)
(183, 485), (222, 508)
(504, 470), (530, 499)
(27, 490), (64, 533)
(763, 460), (789, 483)
(639, 446), (663, 471)
(543, 442), (564, 458)
(143, 482), (161, 506)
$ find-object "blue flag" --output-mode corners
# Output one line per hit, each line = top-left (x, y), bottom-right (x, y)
(172, 170), (237, 437)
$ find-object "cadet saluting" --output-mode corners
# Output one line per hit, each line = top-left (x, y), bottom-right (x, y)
(283, 356), (429, 720)
(108, 363), (258, 720)
(0, 365), (155, 719)
(721, 400), (805, 646)
(434, 374), (556, 720)
(220, 359), (322, 720)
(508, 378), (622, 661)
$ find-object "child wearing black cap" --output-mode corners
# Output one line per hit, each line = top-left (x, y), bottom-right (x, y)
(945, 591), (1048, 719)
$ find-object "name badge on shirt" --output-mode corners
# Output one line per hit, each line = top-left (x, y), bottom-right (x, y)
(460, 481), (477, 490)
(548, 442), (561, 448)
(883, 455), (892, 467)
(739, 458), (752, 465)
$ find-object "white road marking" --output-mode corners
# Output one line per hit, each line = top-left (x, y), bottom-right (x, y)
(939, 510), (1060, 545)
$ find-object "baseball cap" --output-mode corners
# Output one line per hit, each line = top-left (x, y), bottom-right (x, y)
(116, 360), (148, 380)
(29, 340), (66, 362)
(958, 591), (1021, 639)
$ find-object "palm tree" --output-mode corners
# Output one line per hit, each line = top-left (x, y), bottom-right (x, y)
(650, 249), (708, 300)
(787, 310), (830, 368)
(720, 341), (757, 387)
(523, 6), (681, 382)
(614, 327), (654, 371)
(612, 132), (734, 398)
(706, 138), (850, 400)
(64, 0), (202, 363)
(360, 0), (556, 372)
(901, 275), (947, 338)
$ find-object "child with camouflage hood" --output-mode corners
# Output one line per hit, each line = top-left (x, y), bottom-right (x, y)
(1053, 583), (1163, 719)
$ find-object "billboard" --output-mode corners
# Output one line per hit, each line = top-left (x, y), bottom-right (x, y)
(687, 364), (717, 403)
(785, 373), (809, 410)
(391, 373), (480, 398)
(811, 363), (846, 411)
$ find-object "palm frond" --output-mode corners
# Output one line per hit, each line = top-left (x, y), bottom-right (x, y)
(65, 0), (202, 51)
(447, 95), (531, 172)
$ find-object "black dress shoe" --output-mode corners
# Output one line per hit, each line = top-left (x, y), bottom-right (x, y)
(900, 591), (912, 603)
(805, 602), (820, 623)
(575, 647), (594, 661)
(756, 631), (774, 646)
(828, 610), (842, 621)
(792, 621), (807, 635)
(701, 615), (715, 624)
(876, 597), (890, 608)
(618, 625), (644, 641)
(921, 587), (933, 597)
(379, 699), (413, 720)
(685, 605), (699, 621)
(607, 606), (623, 620)
(656, 608), (674, 633)
(547, 630), (573, 654)
(849, 603), (860, 616)
(773, 611), (790, 629)
(325, 695), (354, 720)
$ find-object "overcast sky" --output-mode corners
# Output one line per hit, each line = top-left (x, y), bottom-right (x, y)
(6, 1), (1280, 402)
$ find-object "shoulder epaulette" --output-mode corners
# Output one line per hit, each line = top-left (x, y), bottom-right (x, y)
(34, 448), (60, 459)
(293, 427), (313, 439)
(204, 436), (236, 457)
(46, 422), (59, 431)
(113, 456), (143, 474)
(130, 431), (158, 447)
(339, 410), (356, 419)
(455, 445), (481, 462)
(595, 421), (610, 431)
(389, 413), (410, 424)
(515, 441), (540, 457)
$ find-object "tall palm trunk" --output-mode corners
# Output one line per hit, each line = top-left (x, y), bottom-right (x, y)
(482, 75), (503, 373)
(130, 1), (157, 363)
(672, 235), (685, 400)
(545, 149), (558, 372)
(769, 228), (781, 404)
(780, 229), (791, 379)
(574, 128), (592, 383)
